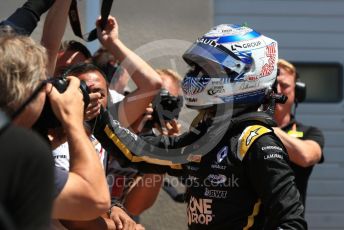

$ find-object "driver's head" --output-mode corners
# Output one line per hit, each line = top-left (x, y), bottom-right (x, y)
(181, 24), (278, 114)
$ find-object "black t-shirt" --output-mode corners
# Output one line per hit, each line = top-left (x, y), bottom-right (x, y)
(281, 116), (325, 207)
(0, 125), (54, 230)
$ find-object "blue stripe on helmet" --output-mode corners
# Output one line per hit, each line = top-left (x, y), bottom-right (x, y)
(219, 88), (266, 104)
(205, 30), (261, 43)
(182, 76), (211, 95)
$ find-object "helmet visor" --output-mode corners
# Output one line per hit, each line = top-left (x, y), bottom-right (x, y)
(182, 41), (248, 77)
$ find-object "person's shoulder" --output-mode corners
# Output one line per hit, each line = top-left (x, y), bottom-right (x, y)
(1, 125), (54, 175)
(246, 132), (288, 162)
(235, 123), (276, 161)
(2, 125), (51, 155)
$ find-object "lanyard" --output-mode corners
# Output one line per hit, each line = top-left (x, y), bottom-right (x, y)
(287, 123), (304, 138)
(69, 0), (114, 42)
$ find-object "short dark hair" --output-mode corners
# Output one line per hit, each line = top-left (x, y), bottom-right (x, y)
(60, 40), (92, 59)
(92, 47), (119, 83)
(61, 62), (107, 80)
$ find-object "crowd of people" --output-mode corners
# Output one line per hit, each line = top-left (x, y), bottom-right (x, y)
(0, 0), (325, 229)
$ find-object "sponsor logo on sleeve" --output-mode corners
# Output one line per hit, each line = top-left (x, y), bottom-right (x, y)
(261, 146), (284, 160)
(261, 146), (282, 151)
(246, 128), (260, 146)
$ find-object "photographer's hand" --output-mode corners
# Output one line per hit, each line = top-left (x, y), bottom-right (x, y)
(154, 119), (181, 136)
(108, 206), (136, 230)
(96, 16), (119, 49)
(166, 119), (181, 136)
(46, 76), (84, 129)
(85, 92), (102, 121)
(129, 104), (154, 133)
(96, 15), (162, 128)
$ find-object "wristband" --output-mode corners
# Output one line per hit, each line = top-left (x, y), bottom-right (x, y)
(107, 201), (126, 217)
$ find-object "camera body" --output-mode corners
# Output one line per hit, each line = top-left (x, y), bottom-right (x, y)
(33, 76), (90, 133)
(150, 88), (183, 124)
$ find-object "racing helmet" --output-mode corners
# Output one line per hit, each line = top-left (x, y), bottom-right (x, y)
(182, 24), (278, 109)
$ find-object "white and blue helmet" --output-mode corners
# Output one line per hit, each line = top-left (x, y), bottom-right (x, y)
(182, 24), (278, 109)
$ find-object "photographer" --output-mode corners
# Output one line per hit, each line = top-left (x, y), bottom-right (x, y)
(53, 63), (139, 230)
(0, 108), (54, 230)
(124, 69), (183, 218)
(0, 32), (110, 225)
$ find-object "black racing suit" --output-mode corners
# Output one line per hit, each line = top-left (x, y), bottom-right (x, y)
(92, 110), (307, 230)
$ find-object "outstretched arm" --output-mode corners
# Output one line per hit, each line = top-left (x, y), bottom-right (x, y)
(1, 0), (55, 35)
(273, 127), (323, 167)
(125, 174), (164, 216)
(41, 0), (72, 76)
(97, 16), (162, 127)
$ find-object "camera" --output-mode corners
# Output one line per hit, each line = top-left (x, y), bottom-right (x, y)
(148, 88), (183, 127)
(33, 76), (90, 134)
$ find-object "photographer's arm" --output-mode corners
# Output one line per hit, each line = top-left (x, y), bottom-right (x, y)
(97, 16), (162, 127)
(1, 0), (55, 35)
(124, 174), (164, 216)
(48, 77), (110, 220)
(60, 206), (137, 230)
(41, 0), (72, 76)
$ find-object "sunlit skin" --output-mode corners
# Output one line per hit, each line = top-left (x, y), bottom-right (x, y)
(77, 70), (108, 109)
(159, 73), (181, 97)
(55, 50), (88, 76)
(274, 67), (296, 127)
(110, 67), (130, 94)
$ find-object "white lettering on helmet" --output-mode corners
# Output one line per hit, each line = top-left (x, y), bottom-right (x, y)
(196, 38), (220, 48)
(242, 41), (261, 49)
